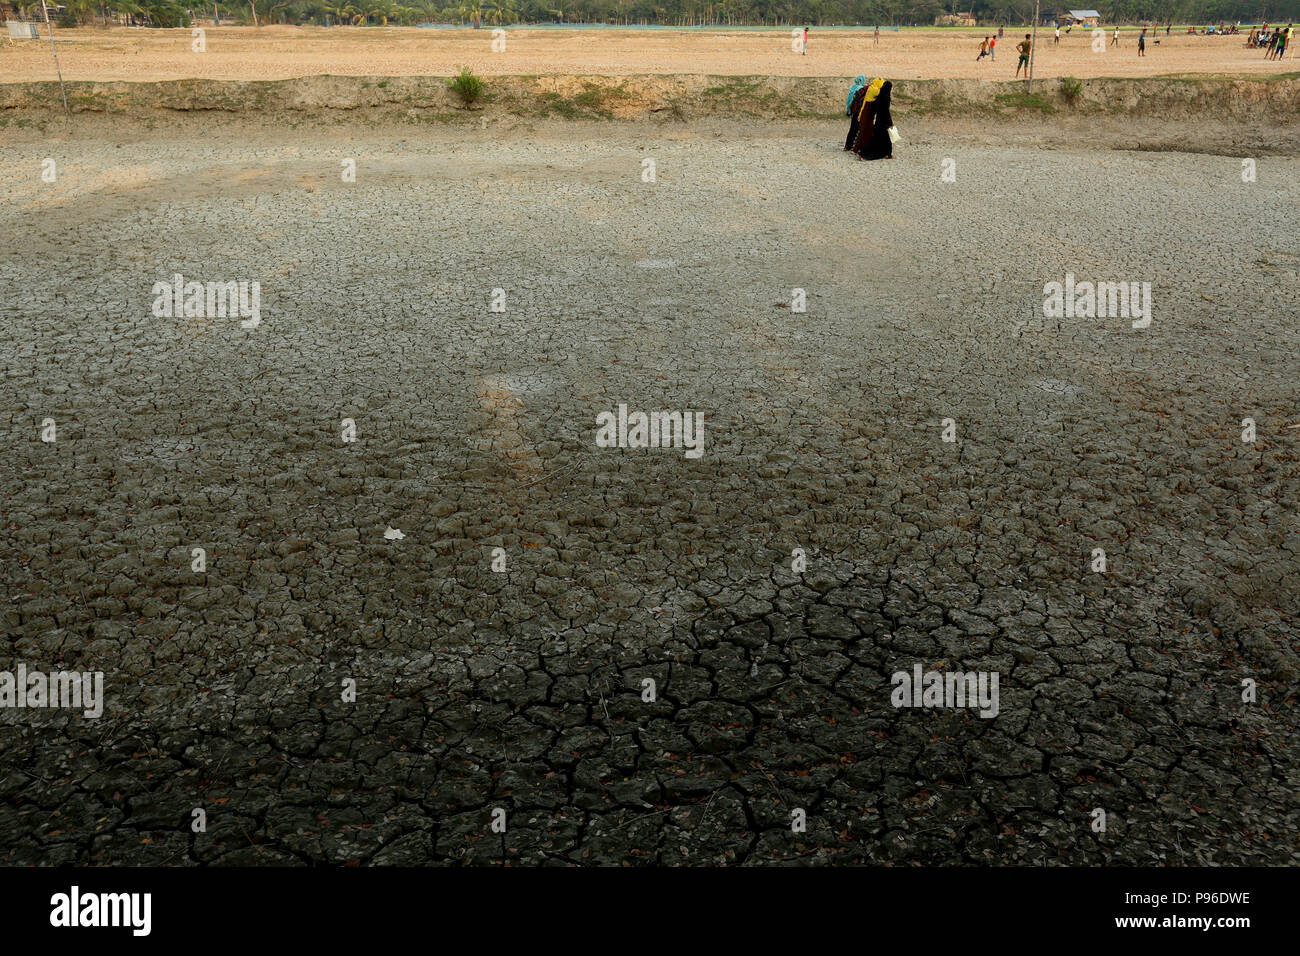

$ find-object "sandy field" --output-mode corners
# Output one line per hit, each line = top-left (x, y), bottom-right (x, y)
(2, 118), (1297, 865)
(3, 25), (1297, 83)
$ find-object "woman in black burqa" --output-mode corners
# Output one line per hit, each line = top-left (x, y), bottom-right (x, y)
(854, 80), (894, 160)
(846, 77), (882, 152)
(844, 83), (868, 150)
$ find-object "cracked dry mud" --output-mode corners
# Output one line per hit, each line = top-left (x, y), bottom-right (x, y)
(2, 120), (1298, 866)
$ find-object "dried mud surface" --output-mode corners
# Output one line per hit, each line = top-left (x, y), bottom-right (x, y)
(1, 117), (1298, 865)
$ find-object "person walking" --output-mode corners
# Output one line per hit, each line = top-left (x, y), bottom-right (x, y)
(849, 77), (885, 156)
(1111, 25), (1120, 46)
(989, 33), (996, 60)
(1139, 27), (1146, 56)
(856, 81), (895, 161)
(843, 74), (867, 149)
(1054, 25), (1060, 45)
(803, 26), (809, 55)
(845, 74), (866, 114)
(873, 25), (880, 46)
(1015, 33), (1032, 77)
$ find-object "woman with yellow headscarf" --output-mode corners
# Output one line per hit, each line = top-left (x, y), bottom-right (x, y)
(851, 78), (889, 158)
(844, 77), (884, 152)
(857, 80), (895, 160)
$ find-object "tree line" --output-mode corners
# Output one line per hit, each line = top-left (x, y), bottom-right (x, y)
(15, 0), (1300, 30)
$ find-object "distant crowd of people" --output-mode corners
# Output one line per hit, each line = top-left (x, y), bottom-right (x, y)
(969, 21), (1296, 61)
(1248, 24), (1293, 57)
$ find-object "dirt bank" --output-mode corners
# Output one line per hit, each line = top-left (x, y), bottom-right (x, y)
(5, 73), (1297, 154)
(5, 71), (1298, 120)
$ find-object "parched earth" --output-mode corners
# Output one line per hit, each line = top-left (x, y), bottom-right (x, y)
(1, 117), (1298, 865)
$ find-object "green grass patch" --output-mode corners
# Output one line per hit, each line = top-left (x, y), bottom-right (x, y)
(537, 83), (623, 119)
(447, 67), (484, 109)
(703, 77), (762, 96)
(541, 91), (582, 119)
(995, 90), (1058, 113)
(1059, 76), (1083, 104)
(571, 89), (607, 110)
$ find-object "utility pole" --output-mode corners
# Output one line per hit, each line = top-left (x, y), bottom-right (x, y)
(39, 0), (70, 116)
(1028, 0), (1040, 91)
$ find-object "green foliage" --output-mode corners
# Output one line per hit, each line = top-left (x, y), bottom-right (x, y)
(447, 67), (484, 108)
(1059, 75), (1083, 104)
(995, 90), (1057, 113)
(542, 91), (582, 117)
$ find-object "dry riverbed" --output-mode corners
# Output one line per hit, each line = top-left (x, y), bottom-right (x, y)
(1, 116), (1298, 865)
